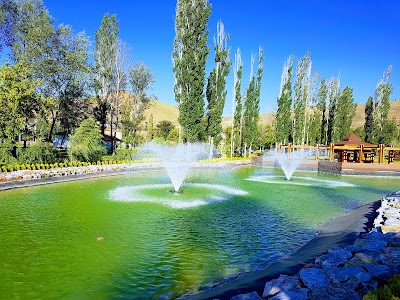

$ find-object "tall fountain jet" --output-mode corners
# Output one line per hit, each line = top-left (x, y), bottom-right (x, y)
(140, 143), (208, 193)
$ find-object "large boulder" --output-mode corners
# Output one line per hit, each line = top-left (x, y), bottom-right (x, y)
(262, 275), (301, 298)
(299, 268), (330, 290)
(230, 291), (262, 300)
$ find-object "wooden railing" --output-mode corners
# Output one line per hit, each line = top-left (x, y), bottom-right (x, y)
(277, 143), (400, 164)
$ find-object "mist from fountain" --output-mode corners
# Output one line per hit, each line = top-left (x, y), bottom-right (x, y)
(271, 148), (310, 180)
(140, 142), (209, 192)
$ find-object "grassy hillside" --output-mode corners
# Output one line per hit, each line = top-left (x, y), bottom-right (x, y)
(143, 98), (400, 129)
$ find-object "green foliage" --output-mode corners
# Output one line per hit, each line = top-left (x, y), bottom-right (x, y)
(94, 13), (119, 135)
(242, 46), (264, 152)
(205, 20), (231, 145)
(0, 62), (42, 145)
(317, 78), (328, 144)
(17, 140), (56, 164)
(121, 62), (155, 147)
(173, 0), (211, 142)
(275, 55), (294, 145)
(112, 147), (138, 161)
(166, 128), (179, 143)
(293, 52), (311, 145)
(232, 48), (243, 155)
(326, 77), (340, 143)
(364, 96), (374, 143)
(68, 118), (106, 162)
(363, 275), (400, 300)
(156, 120), (175, 141)
(334, 86), (356, 140)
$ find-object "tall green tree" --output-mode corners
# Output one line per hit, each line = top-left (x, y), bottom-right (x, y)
(334, 86), (356, 140)
(293, 52), (311, 145)
(317, 78), (328, 144)
(326, 76), (340, 143)
(173, 0), (211, 142)
(44, 25), (91, 139)
(231, 48), (243, 156)
(0, 63), (44, 153)
(373, 66), (393, 144)
(205, 20), (231, 147)
(242, 46), (264, 156)
(121, 62), (155, 147)
(275, 54), (294, 145)
(94, 13), (119, 135)
(364, 96), (374, 143)
(147, 114), (154, 141)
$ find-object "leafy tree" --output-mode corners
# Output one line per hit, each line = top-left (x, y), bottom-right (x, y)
(147, 114), (154, 141)
(293, 52), (311, 145)
(334, 86), (356, 140)
(0, 0), (18, 54)
(257, 124), (275, 150)
(0, 62), (44, 152)
(373, 66), (393, 144)
(326, 77), (340, 143)
(94, 13), (119, 135)
(317, 78), (328, 144)
(232, 48), (243, 156)
(166, 128), (179, 144)
(121, 62), (155, 147)
(242, 46), (264, 156)
(110, 39), (129, 152)
(173, 0), (211, 142)
(44, 25), (91, 139)
(68, 118), (106, 162)
(156, 120), (175, 141)
(205, 20), (231, 148)
(364, 96), (374, 143)
(8, 0), (54, 66)
(275, 54), (294, 145)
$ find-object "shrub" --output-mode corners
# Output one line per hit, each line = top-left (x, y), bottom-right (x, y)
(17, 140), (57, 165)
(68, 118), (106, 162)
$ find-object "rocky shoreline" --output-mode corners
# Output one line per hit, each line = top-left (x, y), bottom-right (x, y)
(228, 192), (400, 300)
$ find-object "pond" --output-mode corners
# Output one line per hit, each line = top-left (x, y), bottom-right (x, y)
(0, 166), (398, 299)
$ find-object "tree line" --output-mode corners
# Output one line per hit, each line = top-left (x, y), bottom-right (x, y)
(0, 0), (156, 165)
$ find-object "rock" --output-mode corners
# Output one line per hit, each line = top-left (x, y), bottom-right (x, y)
(326, 286), (362, 300)
(363, 263), (392, 280)
(262, 275), (301, 297)
(360, 239), (387, 252)
(328, 266), (371, 284)
(299, 268), (330, 290)
(269, 288), (309, 300)
(230, 291), (262, 300)
(316, 248), (352, 271)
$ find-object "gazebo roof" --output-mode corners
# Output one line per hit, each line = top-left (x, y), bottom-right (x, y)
(335, 133), (376, 147)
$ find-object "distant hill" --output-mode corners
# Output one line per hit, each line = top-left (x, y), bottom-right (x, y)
(143, 98), (400, 129)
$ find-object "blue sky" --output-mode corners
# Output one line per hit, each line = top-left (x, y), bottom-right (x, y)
(42, 1), (400, 115)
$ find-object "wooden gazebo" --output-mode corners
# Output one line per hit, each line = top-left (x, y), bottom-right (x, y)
(330, 133), (377, 163)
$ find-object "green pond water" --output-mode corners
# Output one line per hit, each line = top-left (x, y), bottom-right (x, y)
(0, 166), (398, 299)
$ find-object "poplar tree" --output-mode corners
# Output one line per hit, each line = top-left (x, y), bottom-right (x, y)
(173, 0), (211, 142)
(326, 77), (340, 143)
(205, 20), (231, 147)
(94, 13), (119, 135)
(293, 52), (311, 145)
(373, 66), (393, 144)
(364, 96), (374, 143)
(242, 46), (264, 156)
(275, 54), (294, 145)
(334, 86), (356, 140)
(231, 48), (243, 156)
(317, 78), (328, 144)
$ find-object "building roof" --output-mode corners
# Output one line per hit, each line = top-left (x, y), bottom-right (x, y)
(335, 133), (376, 147)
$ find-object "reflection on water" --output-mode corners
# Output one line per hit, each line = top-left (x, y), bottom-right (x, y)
(0, 166), (398, 299)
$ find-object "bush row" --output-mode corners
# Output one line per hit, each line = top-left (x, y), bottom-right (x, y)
(0, 160), (143, 173)
(363, 274), (400, 299)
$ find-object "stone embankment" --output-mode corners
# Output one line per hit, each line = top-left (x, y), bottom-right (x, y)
(230, 192), (400, 300)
